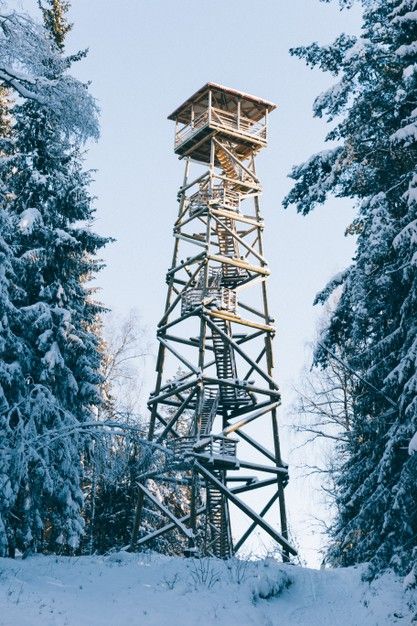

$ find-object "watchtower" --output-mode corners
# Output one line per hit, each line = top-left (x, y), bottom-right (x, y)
(131, 83), (296, 560)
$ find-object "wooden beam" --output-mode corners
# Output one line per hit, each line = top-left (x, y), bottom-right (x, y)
(234, 491), (279, 552)
(136, 507), (206, 547)
(210, 213), (266, 264)
(156, 388), (197, 442)
(157, 307), (203, 333)
(138, 482), (195, 540)
(222, 401), (280, 435)
(236, 329), (265, 344)
(207, 309), (274, 333)
(235, 460), (288, 475)
(210, 207), (262, 228)
(231, 477), (277, 495)
(157, 337), (199, 375)
(239, 300), (273, 323)
(166, 252), (206, 278)
(195, 463), (296, 556)
(243, 346), (267, 381)
(207, 254), (270, 277)
(174, 232), (208, 249)
(148, 378), (197, 406)
(164, 334), (214, 352)
(202, 376), (280, 399)
(235, 429), (277, 463)
(204, 315), (279, 389)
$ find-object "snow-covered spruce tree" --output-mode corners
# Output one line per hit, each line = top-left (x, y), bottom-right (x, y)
(0, 4), (109, 555)
(284, 0), (417, 576)
(0, 85), (33, 557)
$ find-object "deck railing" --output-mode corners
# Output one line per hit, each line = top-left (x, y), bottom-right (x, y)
(175, 110), (209, 147)
(167, 435), (238, 465)
(210, 107), (267, 142)
(188, 186), (240, 214)
(174, 106), (267, 149)
(181, 286), (237, 316)
(195, 435), (237, 460)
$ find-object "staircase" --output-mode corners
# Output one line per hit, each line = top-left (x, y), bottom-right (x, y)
(216, 147), (237, 180)
(217, 217), (238, 258)
(211, 319), (251, 407)
(199, 390), (220, 435)
(199, 146), (255, 558)
(216, 145), (256, 193)
(216, 214), (248, 287)
(206, 471), (233, 558)
(211, 318), (238, 406)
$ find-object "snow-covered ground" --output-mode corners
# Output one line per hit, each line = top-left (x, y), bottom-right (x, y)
(0, 552), (415, 626)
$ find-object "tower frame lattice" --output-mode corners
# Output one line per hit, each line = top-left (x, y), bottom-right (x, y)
(131, 83), (296, 560)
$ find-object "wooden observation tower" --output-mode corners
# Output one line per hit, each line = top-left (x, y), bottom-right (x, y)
(132, 83), (296, 560)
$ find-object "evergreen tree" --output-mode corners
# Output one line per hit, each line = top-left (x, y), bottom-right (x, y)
(38, 0), (72, 51)
(0, 85), (31, 557)
(0, 10), (96, 139)
(0, 5), (109, 555)
(284, 0), (417, 576)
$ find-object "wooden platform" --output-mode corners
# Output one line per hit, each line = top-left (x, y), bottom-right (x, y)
(168, 82), (276, 164)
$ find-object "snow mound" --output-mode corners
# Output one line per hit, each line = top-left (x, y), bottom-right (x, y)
(408, 431), (417, 455)
(0, 553), (415, 625)
(18, 208), (42, 234)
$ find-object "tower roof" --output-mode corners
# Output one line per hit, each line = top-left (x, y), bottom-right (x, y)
(168, 82), (276, 124)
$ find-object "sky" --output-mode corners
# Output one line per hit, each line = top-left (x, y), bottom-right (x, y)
(15, 0), (362, 566)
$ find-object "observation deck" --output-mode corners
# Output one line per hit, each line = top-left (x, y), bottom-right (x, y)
(168, 82), (276, 164)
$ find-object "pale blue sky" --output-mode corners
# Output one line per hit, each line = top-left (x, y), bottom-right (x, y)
(16, 0), (362, 565)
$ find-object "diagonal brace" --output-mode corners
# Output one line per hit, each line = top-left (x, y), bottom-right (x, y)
(137, 482), (194, 539)
(195, 462), (296, 555)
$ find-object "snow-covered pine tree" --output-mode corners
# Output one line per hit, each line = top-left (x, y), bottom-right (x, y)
(0, 3), (110, 555)
(284, 0), (417, 576)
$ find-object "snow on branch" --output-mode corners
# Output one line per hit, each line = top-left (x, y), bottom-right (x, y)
(408, 431), (417, 455)
(0, 11), (98, 141)
(392, 9), (417, 25)
(314, 268), (350, 305)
